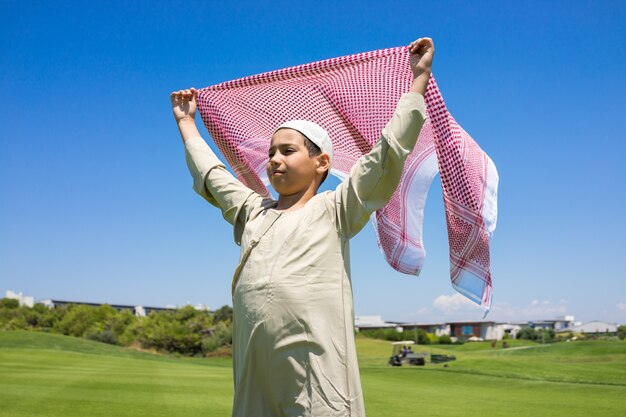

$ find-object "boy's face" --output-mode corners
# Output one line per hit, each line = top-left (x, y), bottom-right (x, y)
(267, 128), (320, 196)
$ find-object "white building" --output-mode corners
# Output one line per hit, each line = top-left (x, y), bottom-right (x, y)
(564, 321), (618, 335)
(134, 306), (147, 317)
(5, 290), (179, 317)
(554, 315), (578, 330)
(500, 323), (522, 339)
(447, 321), (514, 340)
(529, 316), (577, 331)
(390, 322), (451, 337)
(5, 290), (35, 308)
(354, 315), (397, 331)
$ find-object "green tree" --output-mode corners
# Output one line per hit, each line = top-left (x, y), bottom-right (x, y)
(137, 305), (213, 356)
(426, 332), (439, 344)
(202, 320), (233, 354)
(516, 327), (537, 340)
(84, 307), (136, 345)
(0, 298), (19, 309)
(54, 304), (120, 337)
(213, 305), (233, 323)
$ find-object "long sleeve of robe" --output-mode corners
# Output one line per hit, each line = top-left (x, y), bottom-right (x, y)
(184, 91), (426, 417)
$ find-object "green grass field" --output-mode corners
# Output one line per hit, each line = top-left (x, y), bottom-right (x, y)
(1, 330), (625, 416)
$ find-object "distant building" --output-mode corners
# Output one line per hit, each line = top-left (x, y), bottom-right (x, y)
(447, 321), (509, 340)
(528, 316), (577, 331)
(388, 320), (522, 340)
(7, 290), (614, 337)
(5, 290), (34, 308)
(500, 323), (523, 339)
(563, 321), (618, 336)
(354, 315), (397, 331)
(358, 315), (618, 340)
(42, 299), (176, 316)
(389, 321), (450, 337)
(4, 290), (204, 317)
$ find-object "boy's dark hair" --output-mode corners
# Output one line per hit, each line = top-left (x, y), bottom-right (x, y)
(303, 137), (330, 186)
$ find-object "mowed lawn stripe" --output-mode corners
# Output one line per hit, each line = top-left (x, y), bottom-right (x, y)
(2, 331), (625, 417)
(0, 337), (234, 417)
(355, 335), (626, 386)
(360, 367), (626, 417)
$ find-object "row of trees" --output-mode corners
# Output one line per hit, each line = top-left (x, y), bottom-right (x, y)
(362, 326), (626, 344)
(358, 327), (454, 344)
(516, 327), (556, 343)
(516, 326), (626, 342)
(5, 298), (624, 355)
(0, 298), (233, 357)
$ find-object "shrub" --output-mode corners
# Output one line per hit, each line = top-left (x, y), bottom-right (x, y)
(415, 329), (430, 344)
(359, 328), (405, 342)
(359, 327), (435, 345)
(537, 328), (555, 343)
(201, 335), (222, 353)
(201, 321), (231, 353)
(0, 298), (235, 357)
(516, 327), (536, 340)
(3, 316), (28, 330)
(119, 317), (146, 346)
(438, 334), (452, 344)
(426, 333), (439, 344)
(0, 298), (19, 309)
(86, 329), (119, 345)
(54, 304), (113, 337)
(136, 306), (214, 356)
(213, 305), (233, 323)
(517, 327), (555, 343)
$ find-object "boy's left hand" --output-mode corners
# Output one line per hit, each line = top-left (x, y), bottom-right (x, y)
(409, 38), (434, 78)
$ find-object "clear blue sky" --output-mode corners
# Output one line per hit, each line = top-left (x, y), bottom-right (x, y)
(2, 0), (625, 324)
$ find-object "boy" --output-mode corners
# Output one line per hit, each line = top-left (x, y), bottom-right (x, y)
(171, 37), (434, 417)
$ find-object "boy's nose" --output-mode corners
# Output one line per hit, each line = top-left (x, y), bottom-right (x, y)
(269, 153), (282, 166)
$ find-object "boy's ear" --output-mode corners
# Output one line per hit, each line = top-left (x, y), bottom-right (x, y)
(316, 153), (331, 175)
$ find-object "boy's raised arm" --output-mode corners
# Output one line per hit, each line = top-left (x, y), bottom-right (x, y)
(333, 38), (434, 239)
(407, 37), (434, 96)
(172, 88), (263, 245)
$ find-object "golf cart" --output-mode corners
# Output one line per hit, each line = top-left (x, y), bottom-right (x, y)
(388, 341), (428, 366)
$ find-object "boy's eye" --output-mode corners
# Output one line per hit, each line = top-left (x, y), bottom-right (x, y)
(268, 148), (294, 157)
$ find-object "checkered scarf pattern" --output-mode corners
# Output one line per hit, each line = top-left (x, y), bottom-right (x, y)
(195, 46), (498, 312)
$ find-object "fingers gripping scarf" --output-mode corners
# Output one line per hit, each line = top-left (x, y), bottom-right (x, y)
(195, 46), (499, 313)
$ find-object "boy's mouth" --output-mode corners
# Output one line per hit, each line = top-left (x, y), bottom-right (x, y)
(271, 170), (285, 176)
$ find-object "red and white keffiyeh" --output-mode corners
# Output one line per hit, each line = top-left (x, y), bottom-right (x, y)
(195, 46), (499, 313)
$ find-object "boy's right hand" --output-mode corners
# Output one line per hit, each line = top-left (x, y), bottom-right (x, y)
(171, 87), (198, 124)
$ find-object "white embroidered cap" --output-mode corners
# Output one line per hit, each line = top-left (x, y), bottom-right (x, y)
(274, 120), (333, 163)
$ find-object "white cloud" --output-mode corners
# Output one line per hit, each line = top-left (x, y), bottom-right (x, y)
(520, 300), (566, 318)
(432, 293), (482, 315)
(618, 303), (626, 311)
(416, 307), (430, 315)
(413, 296), (570, 323)
(490, 299), (567, 320)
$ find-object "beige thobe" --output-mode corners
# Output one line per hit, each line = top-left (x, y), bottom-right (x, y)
(184, 92), (426, 417)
